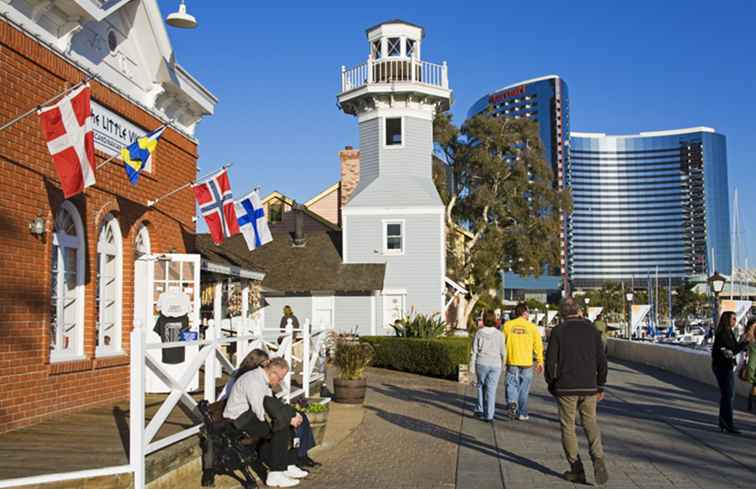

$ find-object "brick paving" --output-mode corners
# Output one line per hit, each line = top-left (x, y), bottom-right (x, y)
(299, 361), (756, 489)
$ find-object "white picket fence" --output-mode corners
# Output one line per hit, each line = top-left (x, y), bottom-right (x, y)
(0, 318), (326, 489)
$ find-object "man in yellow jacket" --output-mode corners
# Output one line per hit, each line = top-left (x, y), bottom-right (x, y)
(503, 303), (544, 420)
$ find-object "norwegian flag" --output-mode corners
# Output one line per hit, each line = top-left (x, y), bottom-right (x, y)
(192, 169), (240, 244)
(38, 84), (96, 198)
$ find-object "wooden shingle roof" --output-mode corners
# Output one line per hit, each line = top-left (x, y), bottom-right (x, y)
(194, 232), (385, 293)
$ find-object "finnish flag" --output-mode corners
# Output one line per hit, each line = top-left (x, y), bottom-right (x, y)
(236, 190), (273, 251)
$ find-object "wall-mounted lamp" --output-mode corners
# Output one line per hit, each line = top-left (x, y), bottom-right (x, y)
(29, 216), (46, 236)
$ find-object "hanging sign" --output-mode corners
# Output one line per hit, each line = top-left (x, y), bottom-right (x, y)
(91, 101), (149, 168)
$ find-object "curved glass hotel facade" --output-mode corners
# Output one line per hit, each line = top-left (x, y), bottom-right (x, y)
(569, 128), (731, 288)
(468, 76), (569, 300)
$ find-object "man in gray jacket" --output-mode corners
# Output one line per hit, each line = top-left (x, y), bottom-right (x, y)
(470, 310), (506, 422)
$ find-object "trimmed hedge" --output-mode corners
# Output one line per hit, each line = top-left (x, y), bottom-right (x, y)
(360, 336), (471, 379)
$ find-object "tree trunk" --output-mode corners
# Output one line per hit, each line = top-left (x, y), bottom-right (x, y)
(462, 294), (480, 332)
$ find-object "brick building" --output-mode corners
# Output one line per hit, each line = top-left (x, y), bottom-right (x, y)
(0, 0), (216, 433)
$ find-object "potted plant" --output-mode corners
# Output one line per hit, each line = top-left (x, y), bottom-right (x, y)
(332, 337), (374, 404)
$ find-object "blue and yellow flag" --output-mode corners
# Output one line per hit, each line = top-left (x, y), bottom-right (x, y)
(121, 126), (166, 185)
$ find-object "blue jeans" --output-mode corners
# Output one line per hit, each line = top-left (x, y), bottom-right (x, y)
(712, 365), (736, 429)
(475, 364), (502, 420)
(506, 366), (534, 416)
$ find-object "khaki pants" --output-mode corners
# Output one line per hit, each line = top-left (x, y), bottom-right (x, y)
(556, 395), (604, 463)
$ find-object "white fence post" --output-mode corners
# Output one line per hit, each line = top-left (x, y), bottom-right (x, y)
(303, 319), (311, 399)
(284, 319), (293, 403)
(442, 61), (448, 88)
(205, 320), (217, 402)
(130, 321), (146, 489)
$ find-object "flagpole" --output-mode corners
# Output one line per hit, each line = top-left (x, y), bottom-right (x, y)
(0, 74), (97, 133)
(95, 153), (121, 170)
(95, 120), (174, 170)
(147, 162), (233, 208)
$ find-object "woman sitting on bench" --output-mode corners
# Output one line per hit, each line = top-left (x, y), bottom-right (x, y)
(227, 350), (320, 468)
(223, 351), (320, 487)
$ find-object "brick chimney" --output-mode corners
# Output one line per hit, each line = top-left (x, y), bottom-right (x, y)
(338, 145), (360, 225)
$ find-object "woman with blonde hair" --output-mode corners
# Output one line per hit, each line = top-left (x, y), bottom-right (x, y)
(742, 317), (756, 411)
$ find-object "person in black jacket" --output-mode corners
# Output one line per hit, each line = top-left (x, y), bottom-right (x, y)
(545, 297), (609, 486)
(711, 311), (752, 434)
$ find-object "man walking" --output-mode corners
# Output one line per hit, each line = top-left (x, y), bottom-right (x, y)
(503, 303), (544, 421)
(545, 297), (609, 485)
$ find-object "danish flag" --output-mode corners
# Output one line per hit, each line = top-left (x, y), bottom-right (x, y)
(192, 169), (240, 244)
(38, 84), (96, 198)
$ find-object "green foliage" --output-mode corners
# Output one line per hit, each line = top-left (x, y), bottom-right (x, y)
(584, 282), (625, 321)
(433, 111), (571, 320)
(333, 339), (374, 380)
(390, 312), (447, 338)
(672, 282), (709, 318)
(361, 336), (471, 379)
(294, 398), (328, 414)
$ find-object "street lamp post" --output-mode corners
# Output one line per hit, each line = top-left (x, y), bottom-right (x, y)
(707, 271), (726, 325)
(625, 291), (634, 339)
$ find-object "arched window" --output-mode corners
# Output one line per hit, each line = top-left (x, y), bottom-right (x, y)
(133, 224), (152, 331)
(96, 214), (123, 355)
(50, 201), (85, 362)
(134, 224), (150, 260)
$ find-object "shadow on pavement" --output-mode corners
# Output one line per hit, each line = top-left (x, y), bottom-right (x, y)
(364, 405), (564, 479)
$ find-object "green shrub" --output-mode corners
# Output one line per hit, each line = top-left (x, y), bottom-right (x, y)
(360, 336), (471, 379)
(389, 312), (448, 338)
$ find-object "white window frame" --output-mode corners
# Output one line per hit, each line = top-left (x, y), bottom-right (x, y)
(382, 219), (405, 256)
(384, 116), (404, 149)
(386, 37), (401, 57)
(50, 201), (86, 363)
(96, 213), (123, 356)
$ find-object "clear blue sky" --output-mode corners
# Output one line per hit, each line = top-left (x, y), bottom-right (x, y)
(161, 0), (756, 264)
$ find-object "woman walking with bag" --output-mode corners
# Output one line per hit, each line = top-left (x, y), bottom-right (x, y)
(742, 318), (756, 412)
(471, 310), (506, 422)
(712, 311), (753, 434)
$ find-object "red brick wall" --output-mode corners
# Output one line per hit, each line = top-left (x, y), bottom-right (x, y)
(0, 20), (199, 433)
(338, 146), (360, 225)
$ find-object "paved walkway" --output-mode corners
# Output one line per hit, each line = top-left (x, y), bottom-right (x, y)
(300, 361), (756, 489)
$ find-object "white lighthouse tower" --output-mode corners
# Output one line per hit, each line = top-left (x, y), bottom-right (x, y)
(338, 20), (452, 331)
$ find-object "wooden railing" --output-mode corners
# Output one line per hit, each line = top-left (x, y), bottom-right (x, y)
(0, 317), (328, 489)
(340, 58), (448, 93)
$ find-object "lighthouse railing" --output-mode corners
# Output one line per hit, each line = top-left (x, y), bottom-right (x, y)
(340, 58), (449, 93)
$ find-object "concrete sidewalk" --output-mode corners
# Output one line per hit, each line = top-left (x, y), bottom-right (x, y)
(458, 360), (756, 489)
(300, 361), (756, 489)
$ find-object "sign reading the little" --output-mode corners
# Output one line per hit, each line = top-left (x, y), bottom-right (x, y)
(91, 101), (152, 171)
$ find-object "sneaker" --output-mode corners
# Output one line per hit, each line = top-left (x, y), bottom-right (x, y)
(285, 465), (309, 479)
(266, 471), (300, 487)
(517, 415), (529, 421)
(297, 455), (321, 468)
(507, 403), (518, 420)
(593, 458), (609, 485)
(473, 410), (484, 418)
(563, 457), (586, 484)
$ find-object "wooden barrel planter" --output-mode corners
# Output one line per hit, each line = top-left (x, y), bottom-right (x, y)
(333, 378), (367, 404)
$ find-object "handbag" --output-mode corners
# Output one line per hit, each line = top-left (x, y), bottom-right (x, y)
(737, 350), (749, 382)
(738, 364), (749, 382)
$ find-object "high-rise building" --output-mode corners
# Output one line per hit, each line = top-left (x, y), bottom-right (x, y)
(468, 75), (569, 301)
(569, 128), (731, 287)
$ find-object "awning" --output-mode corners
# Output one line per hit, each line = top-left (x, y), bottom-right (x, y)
(201, 258), (265, 281)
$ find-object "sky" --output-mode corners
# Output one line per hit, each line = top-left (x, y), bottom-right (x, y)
(160, 0), (756, 264)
